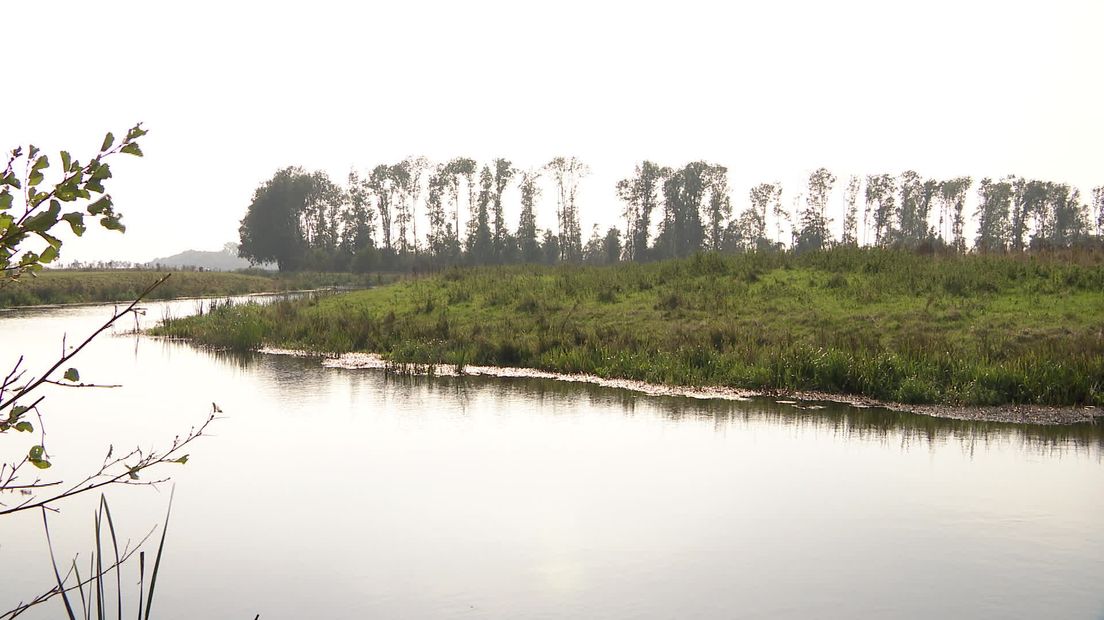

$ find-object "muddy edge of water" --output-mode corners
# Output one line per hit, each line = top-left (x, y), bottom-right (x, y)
(256, 348), (1103, 426)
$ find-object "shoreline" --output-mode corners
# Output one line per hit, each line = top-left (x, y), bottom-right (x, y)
(0, 287), (345, 312)
(258, 348), (1104, 426)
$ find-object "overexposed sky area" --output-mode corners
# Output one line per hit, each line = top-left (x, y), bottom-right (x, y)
(2, 0), (1102, 263)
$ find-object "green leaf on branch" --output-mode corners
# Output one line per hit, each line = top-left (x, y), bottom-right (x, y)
(101, 132), (114, 151)
(174, 455), (189, 465)
(31, 458), (52, 469)
(32, 155), (49, 171)
(62, 212), (86, 236)
(40, 244), (58, 264)
(101, 215), (125, 232)
(23, 200), (61, 232)
(91, 162), (112, 181)
(0, 190), (11, 211)
(28, 171), (44, 187)
(63, 368), (80, 382)
(126, 125), (147, 141)
(29, 188), (49, 207)
(39, 229), (61, 248)
(60, 150), (71, 172)
(29, 445), (44, 460)
(15, 421), (33, 432)
(9, 405), (29, 420)
(54, 176), (81, 201)
(87, 195), (112, 215)
(120, 143), (143, 157)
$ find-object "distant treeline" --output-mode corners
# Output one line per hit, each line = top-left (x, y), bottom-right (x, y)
(238, 158), (1104, 272)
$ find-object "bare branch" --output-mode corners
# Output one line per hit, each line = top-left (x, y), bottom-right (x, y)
(0, 274), (170, 413)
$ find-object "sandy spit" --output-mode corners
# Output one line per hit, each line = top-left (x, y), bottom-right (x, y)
(259, 348), (1103, 426)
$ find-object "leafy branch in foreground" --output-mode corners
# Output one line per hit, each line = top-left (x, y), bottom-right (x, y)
(0, 124), (145, 282)
(2, 124), (153, 472)
(0, 124), (228, 618)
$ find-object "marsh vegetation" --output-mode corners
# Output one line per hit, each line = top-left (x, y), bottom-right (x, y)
(156, 247), (1104, 407)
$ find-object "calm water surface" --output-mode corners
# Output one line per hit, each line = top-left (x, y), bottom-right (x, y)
(1, 297), (1102, 619)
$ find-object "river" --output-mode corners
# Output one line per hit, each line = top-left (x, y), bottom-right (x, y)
(1, 296), (1102, 619)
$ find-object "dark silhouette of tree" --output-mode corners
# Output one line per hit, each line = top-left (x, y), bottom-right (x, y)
(240, 168), (342, 271)
(545, 156), (588, 261)
(367, 165), (395, 253)
(580, 226), (623, 265)
(703, 165), (731, 251)
(516, 169), (542, 263)
(304, 171), (343, 255)
(865, 174), (896, 246)
(582, 225), (604, 263)
(769, 182), (789, 246)
(444, 157), (476, 251)
(841, 175), (861, 245)
(467, 165), (493, 264)
(726, 208), (761, 252)
(1009, 177), (1049, 251)
(894, 170), (922, 246)
(893, 171), (937, 247)
(602, 226), (622, 264)
(795, 167), (835, 253)
(1032, 183), (1088, 248)
(1093, 185), (1104, 237)
(938, 177), (972, 252)
(398, 156), (428, 258)
(424, 165), (450, 261)
(389, 163), (412, 256)
(657, 161), (710, 258)
(341, 169), (377, 270)
(919, 179), (939, 245)
(616, 161), (665, 262)
(541, 230), (560, 265)
(239, 156), (1099, 272)
(491, 158), (515, 261)
(239, 167), (311, 271)
(975, 177), (1013, 252)
(747, 183), (779, 250)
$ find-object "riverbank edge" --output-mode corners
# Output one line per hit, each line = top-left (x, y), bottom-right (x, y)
(0, 287), (353, 312)
(257, 347), (1104, 426)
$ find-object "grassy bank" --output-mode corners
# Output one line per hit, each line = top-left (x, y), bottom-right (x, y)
(0, 270), (388, 307)
(154, 248), (1104, 407)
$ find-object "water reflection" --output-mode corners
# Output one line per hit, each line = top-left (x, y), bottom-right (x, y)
(3, 299), (1103, 620)
(207, 349), (1104, 456)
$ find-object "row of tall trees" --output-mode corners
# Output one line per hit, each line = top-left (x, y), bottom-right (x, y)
(240, 157), (593, 271)
(238, 158), (1104, 272)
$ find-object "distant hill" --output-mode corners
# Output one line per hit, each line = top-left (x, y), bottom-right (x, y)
(145, 243), (275, 271)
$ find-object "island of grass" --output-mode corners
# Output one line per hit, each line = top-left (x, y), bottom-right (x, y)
(0, 269), (385, 308)
(154, 248), (1104, 421)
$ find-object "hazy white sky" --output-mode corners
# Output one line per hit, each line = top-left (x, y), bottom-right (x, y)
(3, 0), (1101, 262)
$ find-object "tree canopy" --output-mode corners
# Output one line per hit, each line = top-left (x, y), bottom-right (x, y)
(238, 157), (1104, 273)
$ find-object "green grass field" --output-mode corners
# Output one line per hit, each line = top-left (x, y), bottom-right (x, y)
(0, 270), (385, 307)
(154, 248), (1104, 406)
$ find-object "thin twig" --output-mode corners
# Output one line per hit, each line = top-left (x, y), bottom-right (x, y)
(0, 274), (171, 413)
